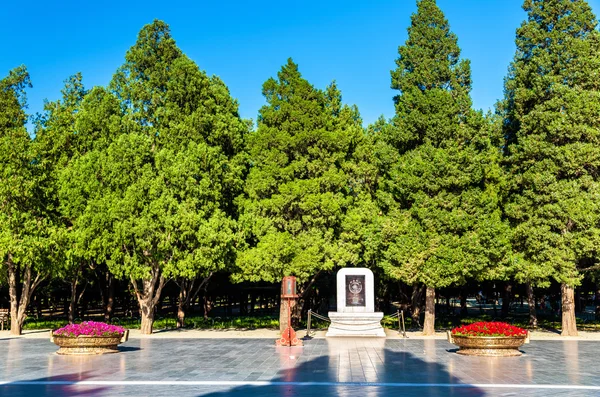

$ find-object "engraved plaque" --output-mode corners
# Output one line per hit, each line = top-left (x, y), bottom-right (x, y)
(345, 275), (365, 307)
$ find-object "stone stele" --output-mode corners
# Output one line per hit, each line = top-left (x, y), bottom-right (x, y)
(326, 268), (385, 337)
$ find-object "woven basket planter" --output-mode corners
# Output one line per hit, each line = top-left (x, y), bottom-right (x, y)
(447, 330), (529, 357)
(51, 329), (129, 355)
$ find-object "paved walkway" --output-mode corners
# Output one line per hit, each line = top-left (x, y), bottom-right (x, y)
(0, 337), (598, 396)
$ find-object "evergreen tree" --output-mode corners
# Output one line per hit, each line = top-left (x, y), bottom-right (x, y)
(236, 59), (363, 330)
(61, 20), (247, 333)
(501, 0), (600, 336)
(33, 73), (90, 324)
(381, 0), (509, 335)
(337, 129), (384, 271)
(0, 67), (53, 334)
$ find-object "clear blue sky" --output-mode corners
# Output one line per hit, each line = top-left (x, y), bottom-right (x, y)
(2, 0), (599, 129)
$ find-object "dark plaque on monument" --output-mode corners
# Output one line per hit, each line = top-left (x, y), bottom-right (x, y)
(345, 275), (365, 307)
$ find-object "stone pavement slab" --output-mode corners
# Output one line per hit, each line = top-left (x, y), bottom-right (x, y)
(0, 337), (598, 396)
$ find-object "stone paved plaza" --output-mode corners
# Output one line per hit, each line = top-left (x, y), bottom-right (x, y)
(0, 336), (598, 396)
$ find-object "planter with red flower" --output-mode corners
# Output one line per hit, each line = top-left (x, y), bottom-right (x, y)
(50, 321), (129, 355)
(447, 322), (529, 357)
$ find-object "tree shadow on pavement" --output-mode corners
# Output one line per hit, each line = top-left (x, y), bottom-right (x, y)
(0, 371), (110, 397)
(195, 339), (486, 397)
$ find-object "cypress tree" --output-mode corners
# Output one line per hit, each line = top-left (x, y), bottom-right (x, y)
(381, 0), (508, 335)
(501, 0), (600, 336)
(33, 73), (88, 324)
(0, 67), (53, 334)
(236, 59), (363, 330)
(61, 21), (247, 333)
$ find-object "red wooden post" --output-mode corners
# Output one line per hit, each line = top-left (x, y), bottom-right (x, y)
(276, 276), (302, 346)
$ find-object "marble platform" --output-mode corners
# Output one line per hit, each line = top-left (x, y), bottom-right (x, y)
(326, 268), (384, 337)
(326, 312), (386, 337)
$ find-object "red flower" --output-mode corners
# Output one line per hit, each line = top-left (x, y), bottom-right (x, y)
(451, 321), (527, 337)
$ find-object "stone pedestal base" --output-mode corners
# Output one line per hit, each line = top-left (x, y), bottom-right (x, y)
(326, 312), (385, 337)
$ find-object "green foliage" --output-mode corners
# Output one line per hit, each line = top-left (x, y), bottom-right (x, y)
(337, 119), (390, 269)
(0, 66), (52, 276)
(0, 67), (34, 260)
(379, 0), (510, 289)
(33, 73), (89, 287)
(34, 73), (87, 174)
(236, 59), (363, 284)
(60, 21), (247, 289)
(389, 0), (472, 150)
(501, 0), (600, 287)
(22, 319), (68, 331)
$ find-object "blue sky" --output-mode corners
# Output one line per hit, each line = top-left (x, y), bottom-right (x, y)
(2, 0), (599, 128)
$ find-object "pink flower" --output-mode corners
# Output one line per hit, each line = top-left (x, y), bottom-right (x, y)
(54, 321), (125, 337)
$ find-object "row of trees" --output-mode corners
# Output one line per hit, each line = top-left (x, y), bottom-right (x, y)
(2, 0), (600, 336)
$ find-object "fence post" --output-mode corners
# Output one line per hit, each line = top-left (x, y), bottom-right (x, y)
(400, 310), (407, 338)
(306, 309), (312, 338)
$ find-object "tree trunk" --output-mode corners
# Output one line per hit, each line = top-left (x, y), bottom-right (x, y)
(384, 290), (391, 314)
(175, 275), (212, 328)
(297, 270), (322, 324)
(526, 283), (537, 328)
(460, 288), (468, 315)
(7, 254), (43, 336)
(226, 295), (232, 316)
(63, 297), (68, 317)
(411, 284), (424, 326)
(68, 276), (77, 324)
(176, 279), (188, 329)
(7, 254), (22, 335)
(34, 294), (42, 319)
(177, 299), (186, 329)
(423, 286), (435, 336)
(80, 295), (88, 320)
(561, 283), (578, 336)
(139, 297), (155, 335)
(104, 273), (114, 322)
(298, 292), (310, 324)
(501, 283), (512, 317)
(68, 265), (86, 324)
(240, 292), (247, 315)
(203, 295), (211, 320)
(130, 266), (166, 335)
(595, 287), (600, 320)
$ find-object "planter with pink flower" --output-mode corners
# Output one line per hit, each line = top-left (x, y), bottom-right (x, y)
(447, 321), (529, 357)
(50, 321), (129, 355)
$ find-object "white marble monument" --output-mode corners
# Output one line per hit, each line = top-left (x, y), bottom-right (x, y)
(326, 268), (385, 337)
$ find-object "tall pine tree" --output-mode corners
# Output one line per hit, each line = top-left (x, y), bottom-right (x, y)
(501, 0), (600, 336)
(381, 0), (508, 335)
(236, 59), (363, 330)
